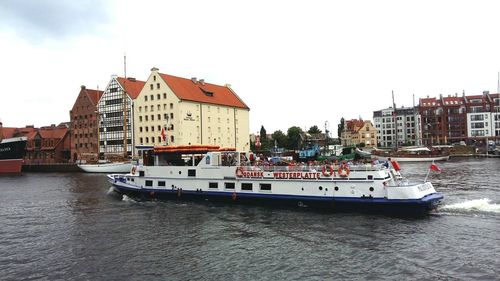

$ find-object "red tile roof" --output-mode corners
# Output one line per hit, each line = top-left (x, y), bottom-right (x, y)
(38, 127), (68, 140)
(86, 89), (104, 106)
(117, 77), (146, 99)
(159, 73), (249, 109)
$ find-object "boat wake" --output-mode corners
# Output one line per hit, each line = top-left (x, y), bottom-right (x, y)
(440, 198), (500, 214)
(122, 194), (137, 203)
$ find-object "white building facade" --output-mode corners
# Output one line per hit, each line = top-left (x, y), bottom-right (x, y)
(133, 68), (250, 153)
(373, 107), (421, 148)
(97, 76), (145, 159)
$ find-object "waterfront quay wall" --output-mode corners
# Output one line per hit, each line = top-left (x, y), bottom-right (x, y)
(22, 163), (82, 173)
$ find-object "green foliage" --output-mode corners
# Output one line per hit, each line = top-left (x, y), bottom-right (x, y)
(286, 126), (303, 150)
(307, 125), (322, 134)
(337, 117), (345, 139)
(272, 130), (287, 148)
(259, 125), (267, 141)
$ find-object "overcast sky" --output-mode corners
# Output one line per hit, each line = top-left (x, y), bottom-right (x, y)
(1, 0), (500, 137)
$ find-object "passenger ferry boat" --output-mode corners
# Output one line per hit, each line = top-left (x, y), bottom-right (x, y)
(107, 145), (443, 214)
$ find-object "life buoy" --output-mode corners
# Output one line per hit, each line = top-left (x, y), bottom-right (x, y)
(235, 167), (244, 177)
(322, 165), (334, 177)
(338, 164), (350, 177)
(131, 166), (136, 175)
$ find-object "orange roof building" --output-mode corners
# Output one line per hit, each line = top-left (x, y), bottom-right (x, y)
(341, 119), (377, 147)
(133, 67), (250, 152)
(97, 76), (146, 159)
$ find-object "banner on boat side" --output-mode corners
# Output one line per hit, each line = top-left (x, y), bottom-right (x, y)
(236, 168), (322, 179)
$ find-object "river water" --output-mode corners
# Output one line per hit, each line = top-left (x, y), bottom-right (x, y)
(0, 158), (499, 281)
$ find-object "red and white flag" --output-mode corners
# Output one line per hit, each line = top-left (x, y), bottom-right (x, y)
(160, 127), (166, 141)
(430, 162), (441, 172)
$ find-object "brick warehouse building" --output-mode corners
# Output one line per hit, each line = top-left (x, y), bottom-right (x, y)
(69, 85), (103, 162)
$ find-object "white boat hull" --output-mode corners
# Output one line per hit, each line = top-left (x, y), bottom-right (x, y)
(372, 155), (449, 162)
(79, 162), (132, 173)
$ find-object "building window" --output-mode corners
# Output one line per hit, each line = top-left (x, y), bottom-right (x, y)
(151, 126), (155, 132)
(150, 94), (154, 101)
(158, 136), (161, 143)
(139, 127), (143, 132)
(163, 93), (167, 99)
(140, 137), (143, 143)
(153, 75), (156, 81)
(150, 84), (153, 90)
(157, 94), (160, 100)
(170, 113), (174, 119)
(157, 114), (161, 120)
(139, 116), (143, 122)
(139, 106), (142, 112)
(170, 136), (174, 143)
(146, 137), (149, 143)
(145, 96), (148, 101)
(157, 83), (160, 89)
(151, 115), (154, 121)
(170, 103), (173, 109)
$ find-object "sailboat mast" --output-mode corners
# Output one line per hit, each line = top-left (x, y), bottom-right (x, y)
(123, 54), (128, 159)
(392, 90), (398, 150)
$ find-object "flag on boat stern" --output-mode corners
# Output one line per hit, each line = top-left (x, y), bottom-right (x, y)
(430, 161), (441, 172)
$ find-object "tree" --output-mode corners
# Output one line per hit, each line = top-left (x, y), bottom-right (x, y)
(307, 125), (322, 134)
(271, 130), (287, 148)
(286, 126), (303, 150)
(337, 117), (345, 139)
(259, 125), (267, 142)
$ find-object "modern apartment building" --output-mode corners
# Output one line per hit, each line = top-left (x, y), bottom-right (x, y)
(97, 76), (146, 160)
(133, 67), (250, 152)
(69, 85), (103, 162)
(419, 92), (500, 145)
(373, 107), (421, 148)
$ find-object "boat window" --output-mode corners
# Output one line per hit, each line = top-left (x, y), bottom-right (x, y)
(225, 182), (235, 189)
(158, 181), (166, 187)
(209, 182), (218, 189)
(188, 169), (196, 177)
(367, 175), (373, 180)
(260, 183), (271, 191)
(241, 183), (252, 191)
(145, 180), (153, 187)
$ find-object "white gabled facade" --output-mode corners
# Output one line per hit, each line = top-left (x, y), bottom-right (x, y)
(133, 68), (250, 154)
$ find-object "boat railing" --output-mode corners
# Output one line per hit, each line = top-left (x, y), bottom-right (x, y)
(239, 163), (385, 172)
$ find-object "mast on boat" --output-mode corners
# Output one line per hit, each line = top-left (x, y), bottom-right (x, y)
(392, 90), (398, 150)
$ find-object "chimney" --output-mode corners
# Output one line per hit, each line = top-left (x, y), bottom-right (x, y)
(81, 85), (86, 90)
(225, 83), (231, 88)
(151, 67), (159, 72)
(199, 79), (205, 85)
(191, 77), (198, 84)
(127, 77), (136, 82)
(483, 90), (489, 95)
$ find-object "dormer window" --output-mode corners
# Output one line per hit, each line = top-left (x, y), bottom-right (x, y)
(200, 87), (213, 97)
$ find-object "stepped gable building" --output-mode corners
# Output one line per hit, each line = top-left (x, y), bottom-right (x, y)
(133, 67), (250, 152)
(69, 85), (103, 162)
(419, 92), (500, 145)
(97, 76), (146, 160)
(373, 107), (421, 148)
(341, 119), (377, 147)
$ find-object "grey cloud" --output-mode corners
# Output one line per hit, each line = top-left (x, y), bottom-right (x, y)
(0, 0), (111, 41)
